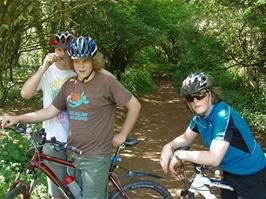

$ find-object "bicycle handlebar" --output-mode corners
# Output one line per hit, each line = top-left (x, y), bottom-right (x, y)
(48, 137), (83, 155)
(174, 146), (221, 176)
(5, 123), (138, 157)
(4, 123), (83, 155)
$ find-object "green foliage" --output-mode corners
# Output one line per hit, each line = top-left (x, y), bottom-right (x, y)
(213, 69), (245, 89)
(0, 130), (47, 198)
(194, 0), (265, 80)
(0, 131), (31, 163)
(121, 68), (156, 97)
(0, 160), (48, 198)
(0, 161), (21, 198)
(0, 63), (42, 106)
(178, 27), (225, 70)
(222, 88), (266, 132)
(171, 66), (196, 94)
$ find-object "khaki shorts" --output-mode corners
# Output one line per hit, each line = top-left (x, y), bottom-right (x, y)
(43, 143), (68, 198)
(69, 155), (111, 199)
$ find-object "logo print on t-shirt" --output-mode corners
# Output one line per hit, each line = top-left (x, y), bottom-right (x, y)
(68, 91), (89, 108)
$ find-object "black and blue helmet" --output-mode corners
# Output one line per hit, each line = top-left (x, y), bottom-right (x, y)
(67, 36), (97, 59)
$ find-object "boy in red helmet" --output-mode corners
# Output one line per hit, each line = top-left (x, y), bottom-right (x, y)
(21, 31), (75, 199)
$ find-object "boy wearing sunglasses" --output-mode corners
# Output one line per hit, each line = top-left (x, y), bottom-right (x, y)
(160, 72), (266, 199)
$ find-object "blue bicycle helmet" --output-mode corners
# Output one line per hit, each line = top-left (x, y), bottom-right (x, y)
(180, 72), (215, 96)
(67, 36), (97, 59)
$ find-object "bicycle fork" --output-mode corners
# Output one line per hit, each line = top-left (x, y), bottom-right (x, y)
(188, 174), (217, 199)
(109, 173), (129, 199)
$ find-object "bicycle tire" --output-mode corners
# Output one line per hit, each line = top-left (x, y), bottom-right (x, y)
(4, 184), (27, 199)
(110, 180), (173, 199)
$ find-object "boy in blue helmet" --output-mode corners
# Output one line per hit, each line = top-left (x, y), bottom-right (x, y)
(2, 36), (141, 199)
(160, 72), (266, 199)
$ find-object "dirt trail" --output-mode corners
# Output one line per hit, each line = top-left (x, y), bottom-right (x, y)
(115, 72), (194, 197)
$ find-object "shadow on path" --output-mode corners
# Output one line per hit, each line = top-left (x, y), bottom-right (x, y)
(115, 72), (193, 197)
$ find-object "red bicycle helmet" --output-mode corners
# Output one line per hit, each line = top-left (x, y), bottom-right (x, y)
(50, 31), (73, 48)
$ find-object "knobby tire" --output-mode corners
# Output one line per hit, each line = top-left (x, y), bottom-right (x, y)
(4, 184), (27, 199)
(110, 180), (173, 199)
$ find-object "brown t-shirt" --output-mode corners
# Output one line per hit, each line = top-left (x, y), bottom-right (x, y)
(52, 72), (132, 157)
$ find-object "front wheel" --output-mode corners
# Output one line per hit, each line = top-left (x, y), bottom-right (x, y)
(4, 184), (27, 199)
(110, 180), (173, 199)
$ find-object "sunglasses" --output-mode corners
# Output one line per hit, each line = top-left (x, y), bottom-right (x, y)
(185, 91), (208, 103)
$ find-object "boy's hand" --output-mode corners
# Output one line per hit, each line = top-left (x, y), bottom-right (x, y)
(160, 143), (174, 173)
(112, 133), (127, 148)
(0, 116), (19, 128)
(169, 155), (182, 176)
(43, 53), (59, 69)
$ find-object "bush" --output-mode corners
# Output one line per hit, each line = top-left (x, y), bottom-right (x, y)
(0, 130), (47, 198)
(222, 88), (266, 132)
(121, 67), (156, 96)
(171, 66), (195, 93)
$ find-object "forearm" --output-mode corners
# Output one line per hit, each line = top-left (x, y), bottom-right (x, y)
(176, 139), (229, 167)
(119, 96), (141, 137)
(176, 150), (215, 165)
(21, 65), (48, 99)
(17, 106), (60, 123)
(169, 135), (193, 151)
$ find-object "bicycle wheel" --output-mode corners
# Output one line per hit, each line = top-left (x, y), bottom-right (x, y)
(4, 184), (27, 199)
(110, 180), (173, 199)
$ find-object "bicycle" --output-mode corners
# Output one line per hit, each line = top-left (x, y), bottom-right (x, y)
(3, 123), (173, 199)
(174, 149), (234, 199)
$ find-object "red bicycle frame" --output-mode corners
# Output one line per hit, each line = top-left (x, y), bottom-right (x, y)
(9, 150), (75, 199)
(9, 149), (129, 199)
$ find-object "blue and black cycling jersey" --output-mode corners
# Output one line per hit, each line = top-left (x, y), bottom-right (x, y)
(189, 101), (266, 175)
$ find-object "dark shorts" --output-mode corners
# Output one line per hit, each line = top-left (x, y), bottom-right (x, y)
(221, 167), (266, 199)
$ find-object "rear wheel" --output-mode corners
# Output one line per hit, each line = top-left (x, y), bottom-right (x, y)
(110, 180), (173, 199)
(4, 184), (27, 199)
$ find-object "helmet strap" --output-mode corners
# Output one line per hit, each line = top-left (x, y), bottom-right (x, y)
(201, 91), (213, 118)
(82, 69), (94, 83)
(204, 92), (213, 116)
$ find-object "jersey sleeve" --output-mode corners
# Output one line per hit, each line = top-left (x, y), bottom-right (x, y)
(188, 117), (200, 133)
(212, 105), (232, 142)
(109, 78), (132, 107)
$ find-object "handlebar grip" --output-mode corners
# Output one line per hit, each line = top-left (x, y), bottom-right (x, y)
(65, 144), (83, 155)
(15, 123), (27, 134)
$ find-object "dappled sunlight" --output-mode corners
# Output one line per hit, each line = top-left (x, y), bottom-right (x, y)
(121, 153), (137, 158)
(0, 109), (17, 116)
(142, 151), (161, 162)
(140, 96), (180, 104)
